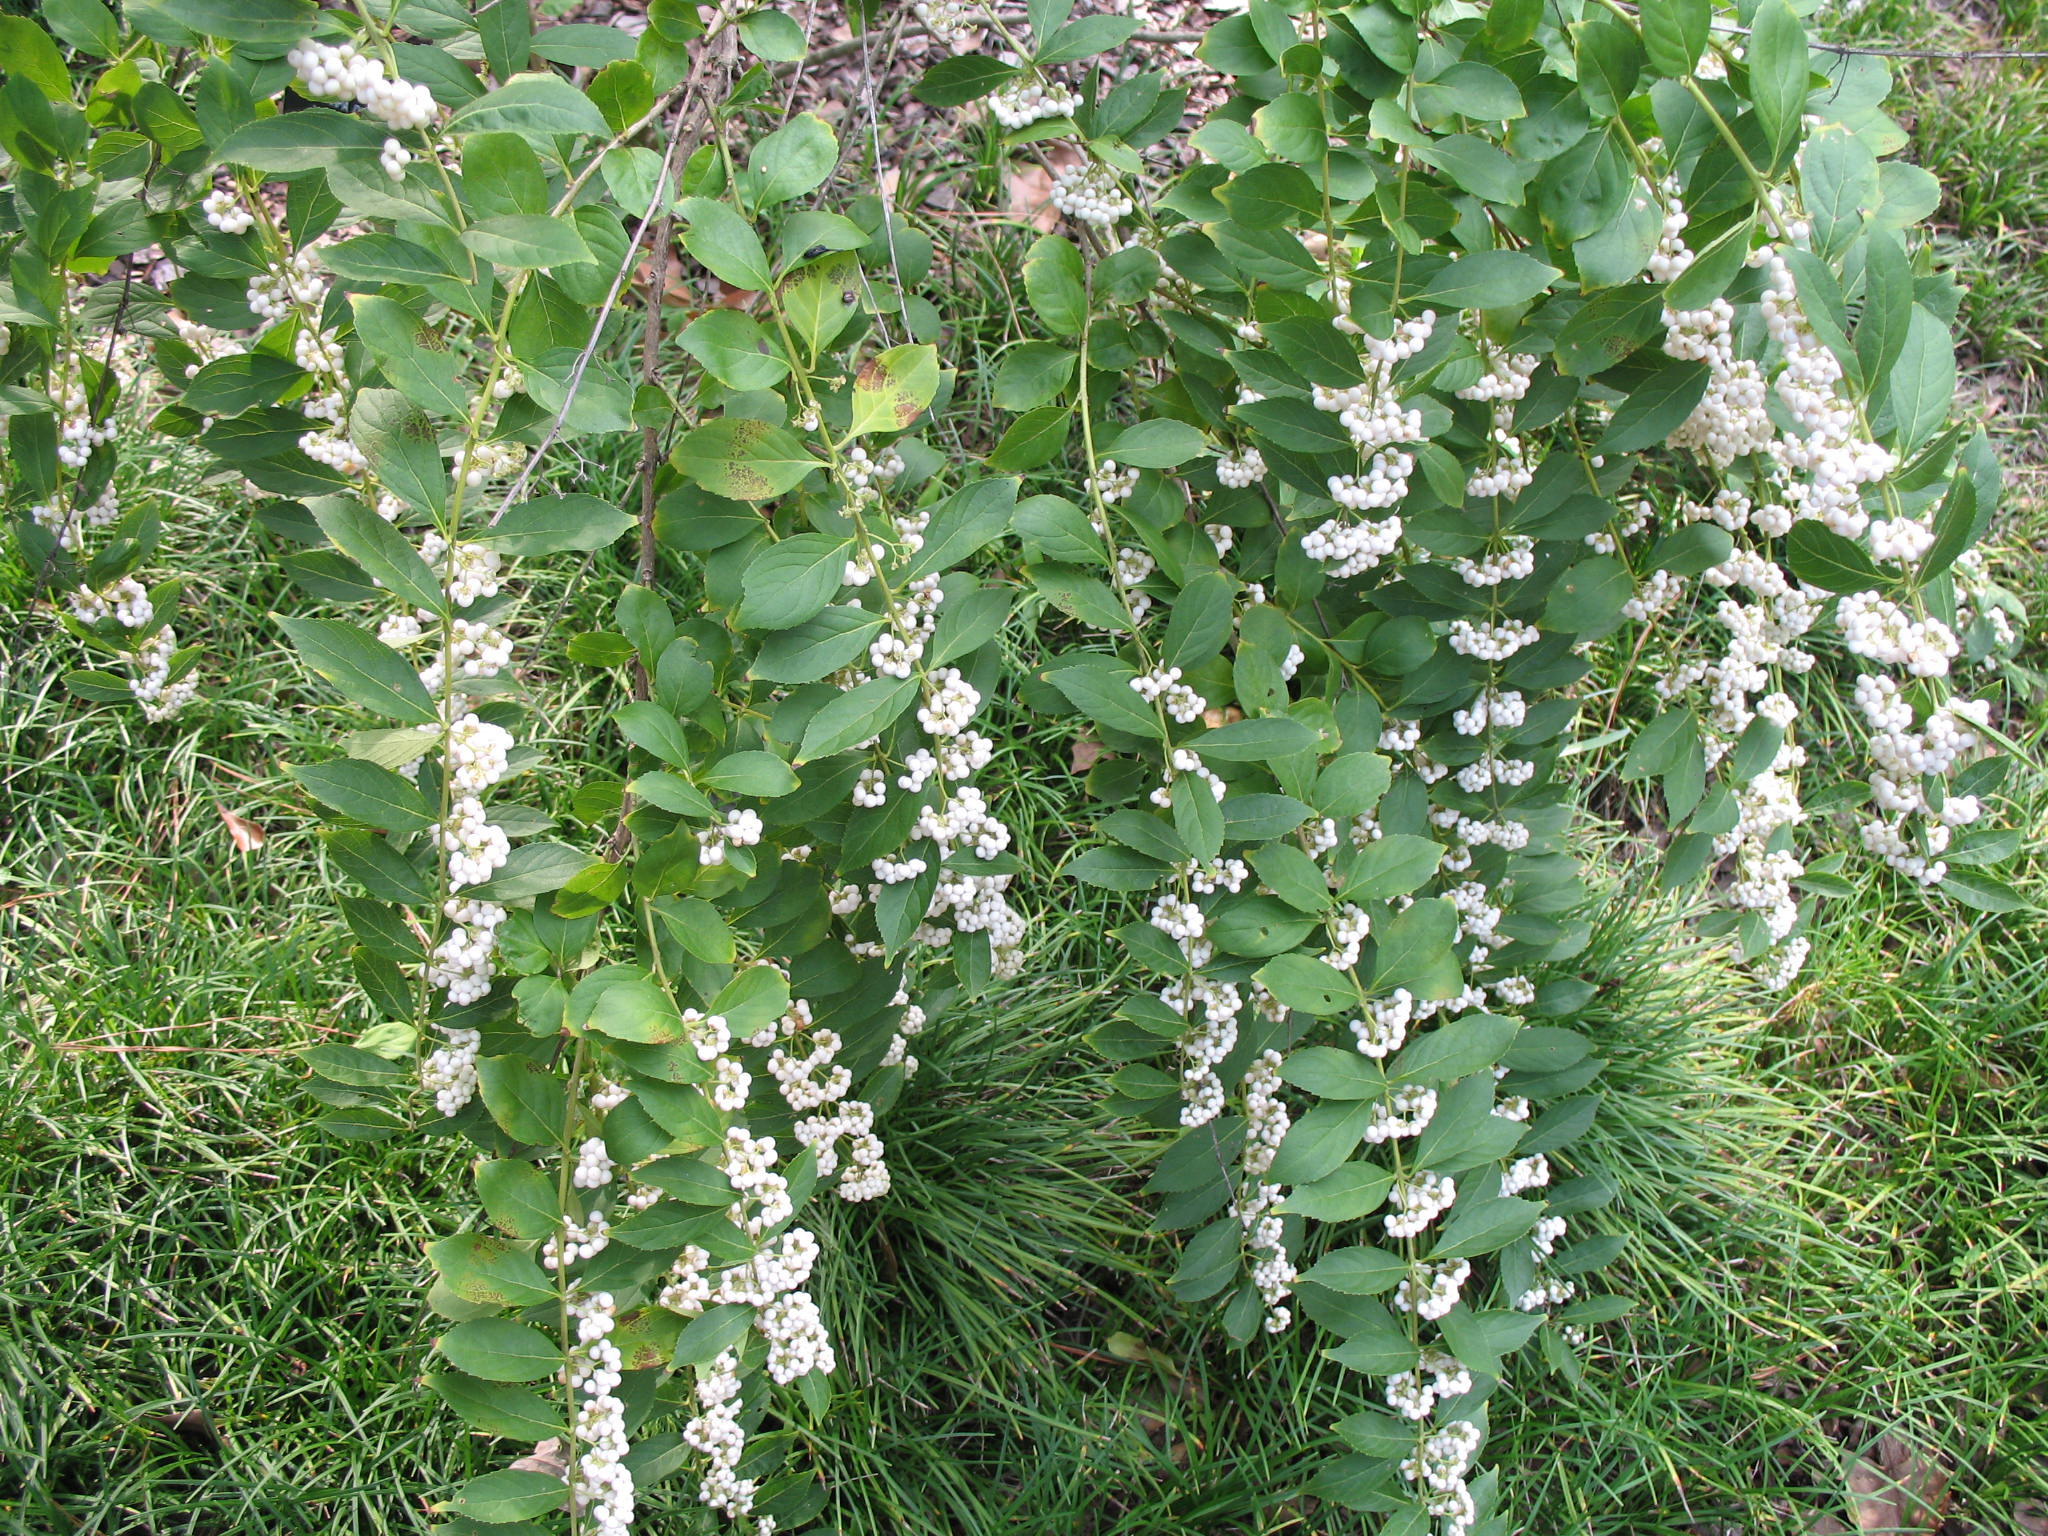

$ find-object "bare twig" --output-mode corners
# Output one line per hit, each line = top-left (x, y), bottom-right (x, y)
(490, 44), (725, 525)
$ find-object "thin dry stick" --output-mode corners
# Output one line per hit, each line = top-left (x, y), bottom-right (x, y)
(489, 47), (723, 525)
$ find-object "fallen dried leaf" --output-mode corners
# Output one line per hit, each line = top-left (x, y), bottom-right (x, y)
(218, 808), (266, 852)
(1007, 163), (1059, 232)
(1070, 736), (1105, 773)
(1845, 1436), (1950, 1534)
(511, 1438), (569, 1477)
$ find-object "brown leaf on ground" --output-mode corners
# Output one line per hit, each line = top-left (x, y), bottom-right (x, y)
(218, 808), (265, 852)
(1007, 163), (1060, 232)
(2015, 1501), (2048, 1535)
(1070, 736), (1105, 773)
(1844, 1436), (1951, 1534)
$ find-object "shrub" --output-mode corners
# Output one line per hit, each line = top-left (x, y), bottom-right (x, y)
(0, 0), (2026, 1531)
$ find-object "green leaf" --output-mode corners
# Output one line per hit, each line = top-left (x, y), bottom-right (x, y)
(1665, 217), (1755, 310)
(738, 533), (850, 630)
(1413, 249), (1559, 311)
(349, 388), (447, 516)
(675, 418), (819, 501)
(850, 344), (941, 436)
(1801, 128), (1879, 258)
(1043, 657), (1164, 741)
(1108, 418), (1208, 469)
(168, 0), (316, 44)
(751, 606), (881, 684)
(701, 750), (799, 797)
(311, 498), (445, 615)
(1341, 834), (1443, 901)
(427, 1234), (556, 1308)
(476, 0), (532, 80)
(1301, 1245), (1405, 1295)
(182, 354), (305, 417)
(743, 112), (837, 210)
(1575, 10), (1643, 117)
(738, 7), (808, 60)
(477, 494), (635, 556)
(438, 1469), (567, 1522)
(587, 975), (689, 1044)
(465, 842), (597, 902)
(529, 22), (637, 65)
(216, 109), (385, 173)
(460, 214), (591, 270)
(1785, 521), (1886, 594)
(680, 310), (789, 391)
(1919, 474), (1985, 585)
(797, 675), (916, 763)
(448, 73), (611, 140)
(475, 1055), (562, 1145)
(1596, 357), (1710, 452)
(41, 0), (122, 57)
(1279, 1046), (1384, 1099)
(1389, 1013), (1520, 1084)
(614, 701), (694, 765)
(653, 896), (738, 962)
(1189, 716), (1317, 761)
(279, 617), (437, 724)
(1169, 1219), (1241, 1302)
(1269, 1098), (1377, 1184)
(1943, 869), (2035, 914)
(990, 406), (1075, 472)
(1280, 1162), (1396, 1220)
(438, 1319), (561, 1384)
(992, 343), (1079, 411)
(1411, 134), (1535, 203)
(1250, 842), (1332, 912)
(1037, 12), (1142, 65)
(677, 196), (773, 291)
(1024, 235), (1088, 337)
(1411, 61), (1524, 122)
(1431, 1196), (1543, 1260)
(1639, 0), (1709, 78)
(1068, 845), (1169, 891)
(913, 56), (1019, 107)
(476, 1159), (559, 1240)
(1254, 954), (1361, 1016)
(1252, 92), (1325, 163)
(1542, 553), (1634, 637)
(291, 760), (437, 831)
(1747, 0), (1811, 171)
(1877, 304), (1955, 453)
(672, 1302), (756, 1367)
(425, 1374), (562, 1442)
(631, 771), (714, 817)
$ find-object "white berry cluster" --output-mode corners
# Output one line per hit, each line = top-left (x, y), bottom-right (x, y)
(202, 187), (255, 234)
(1088, 458), (1141, 504)
(1216, 447), (1266, 487)
(68, 576), (153, 630)
(696, 807), (765, 865)
(914, 0), (979, 43)
(286, 40), (437, 130)
(1325, 447), (1414, 512)
(1129, 665), (1207, 723)
(990, 75), (1078, 130)
(247, 250), (326, 323)
(1312, 377), (1424, 452)
(563, 1290), (636, 1536)
(1233, 1049), (1297, 1333)
(1050, 161), (1134, 228)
